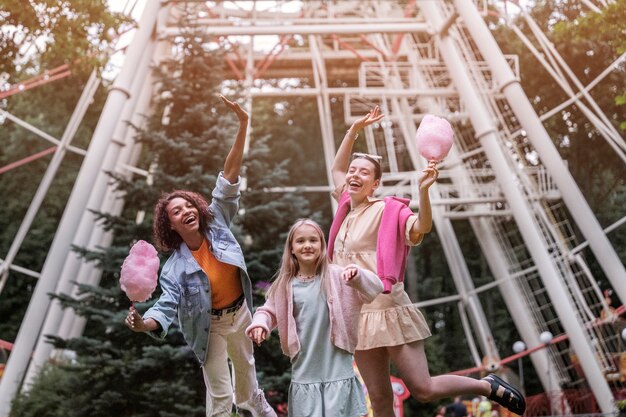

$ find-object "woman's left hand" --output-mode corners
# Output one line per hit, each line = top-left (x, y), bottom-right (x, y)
(220, 94), (249, 123)
(418, 161), (439, 191)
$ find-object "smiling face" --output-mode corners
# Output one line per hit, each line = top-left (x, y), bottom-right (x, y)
(166, 197), (200, 239)
(346, 157), (380, 201)
(290, 224), (322, 269)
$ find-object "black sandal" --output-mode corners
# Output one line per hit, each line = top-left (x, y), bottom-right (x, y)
(483, 373), (526, 415)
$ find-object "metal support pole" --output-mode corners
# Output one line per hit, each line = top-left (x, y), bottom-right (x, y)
(309, 35), (338, 212)
(57, 38), (167, 343)
(394, 38), (501, 363)
(426, 146), (501, 365)
(453, 0), (626, 305)
(0, 3), (161, 414)
(418, 2), (615, 413)
(471, 218), (564, 408)
(0, 71), (99, 294)
(22, 30), (158, 388)
(161, 22), (429, 37)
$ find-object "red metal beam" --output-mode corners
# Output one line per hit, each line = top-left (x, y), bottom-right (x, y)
(331, 35), (370, 62)
(0, 147), (57, 175)
(0, 64), (72, 100)
(446, 305), (626, 376)
(391, 0), (416, 57)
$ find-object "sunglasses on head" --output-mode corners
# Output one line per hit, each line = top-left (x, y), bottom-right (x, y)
(352, 152), (383, 162)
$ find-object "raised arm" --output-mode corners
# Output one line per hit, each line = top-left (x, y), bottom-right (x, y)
(220, 95), (249, 183)
(331, 105), (385, 187)
(409, 160), (439, 241)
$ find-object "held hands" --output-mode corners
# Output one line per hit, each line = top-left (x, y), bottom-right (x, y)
(125, 306), (148, 333)
(418, 160), (439, 192)
(247, 326), (267, 346)
(341, 264), (359, 282)
(220, 94), (248, 123)
(350, 105), (385, 132)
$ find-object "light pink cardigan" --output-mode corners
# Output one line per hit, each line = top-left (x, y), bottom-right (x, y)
(246, 263), (383, 359)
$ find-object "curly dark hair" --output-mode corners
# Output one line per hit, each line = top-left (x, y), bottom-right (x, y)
(153, 190), (214, 252)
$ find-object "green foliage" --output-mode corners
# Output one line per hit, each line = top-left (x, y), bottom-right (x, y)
(552, 0), (626, 54)
(0, 13), (117, 342)
(240, 97), (328, 280)
(9, 30), (231, 416)
(551, 0), (626, 135)
(0, 0), (128, 77)
(11, 286), (205, 417)
(5, 2), (626, 416)
(493, 0), (626, 279)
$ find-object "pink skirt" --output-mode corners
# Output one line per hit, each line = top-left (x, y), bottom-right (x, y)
(357, 282), (431, 350)
(357, 303), (431, 350)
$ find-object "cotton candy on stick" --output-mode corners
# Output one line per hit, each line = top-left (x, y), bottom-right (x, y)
(120, 240), (159, 305)
(415, 114), (454, 163)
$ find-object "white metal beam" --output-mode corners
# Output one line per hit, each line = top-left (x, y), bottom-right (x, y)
(250, 87), (458, 97)
(309, 34), (338, 212)
(453, 0), (626, 313)
(423, 1), (615, 413)
(0, 3), (162, 413)
(22, 28), (159, 389)
(159, 22), (429, 37)
(0, 71), (99, 295)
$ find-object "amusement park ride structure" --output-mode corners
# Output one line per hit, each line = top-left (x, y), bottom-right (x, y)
(0, 1), (625, 416)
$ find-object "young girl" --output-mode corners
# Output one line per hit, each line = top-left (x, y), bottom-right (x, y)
(246, 219), (384, 417)
(328, 106), (525, 417)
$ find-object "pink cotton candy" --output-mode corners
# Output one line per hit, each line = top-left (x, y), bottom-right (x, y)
(120, 240), (159, 302)
(415, 114), (454, 162)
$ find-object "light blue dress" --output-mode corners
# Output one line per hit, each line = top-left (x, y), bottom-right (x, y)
(288, 276), (367, 417)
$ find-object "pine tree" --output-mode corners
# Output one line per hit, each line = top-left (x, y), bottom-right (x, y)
(0, 1), (125, 348)
(11, 31), (233, 417)
(234, 97), (330, 408)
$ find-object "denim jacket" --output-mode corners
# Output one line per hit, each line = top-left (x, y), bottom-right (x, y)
(143, 172), (252, 365)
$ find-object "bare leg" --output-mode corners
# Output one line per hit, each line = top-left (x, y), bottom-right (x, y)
(354, 348), (395, 417)
(388, 340), (491, 403)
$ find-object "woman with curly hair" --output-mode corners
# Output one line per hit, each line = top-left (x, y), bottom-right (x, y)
(125, 95), (276, 417)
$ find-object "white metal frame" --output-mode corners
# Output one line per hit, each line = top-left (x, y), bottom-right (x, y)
(1, 1), (624, 415)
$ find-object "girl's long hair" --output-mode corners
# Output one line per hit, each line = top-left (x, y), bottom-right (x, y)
(266, 218), (329, 299)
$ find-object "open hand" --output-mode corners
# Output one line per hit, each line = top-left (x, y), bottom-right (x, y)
(220, 94), (248, 123)
(247, 326), (267, 346)
(351, 105), (385, 131)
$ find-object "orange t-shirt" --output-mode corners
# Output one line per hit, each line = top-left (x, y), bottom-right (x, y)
(191, 239), (243, 309)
